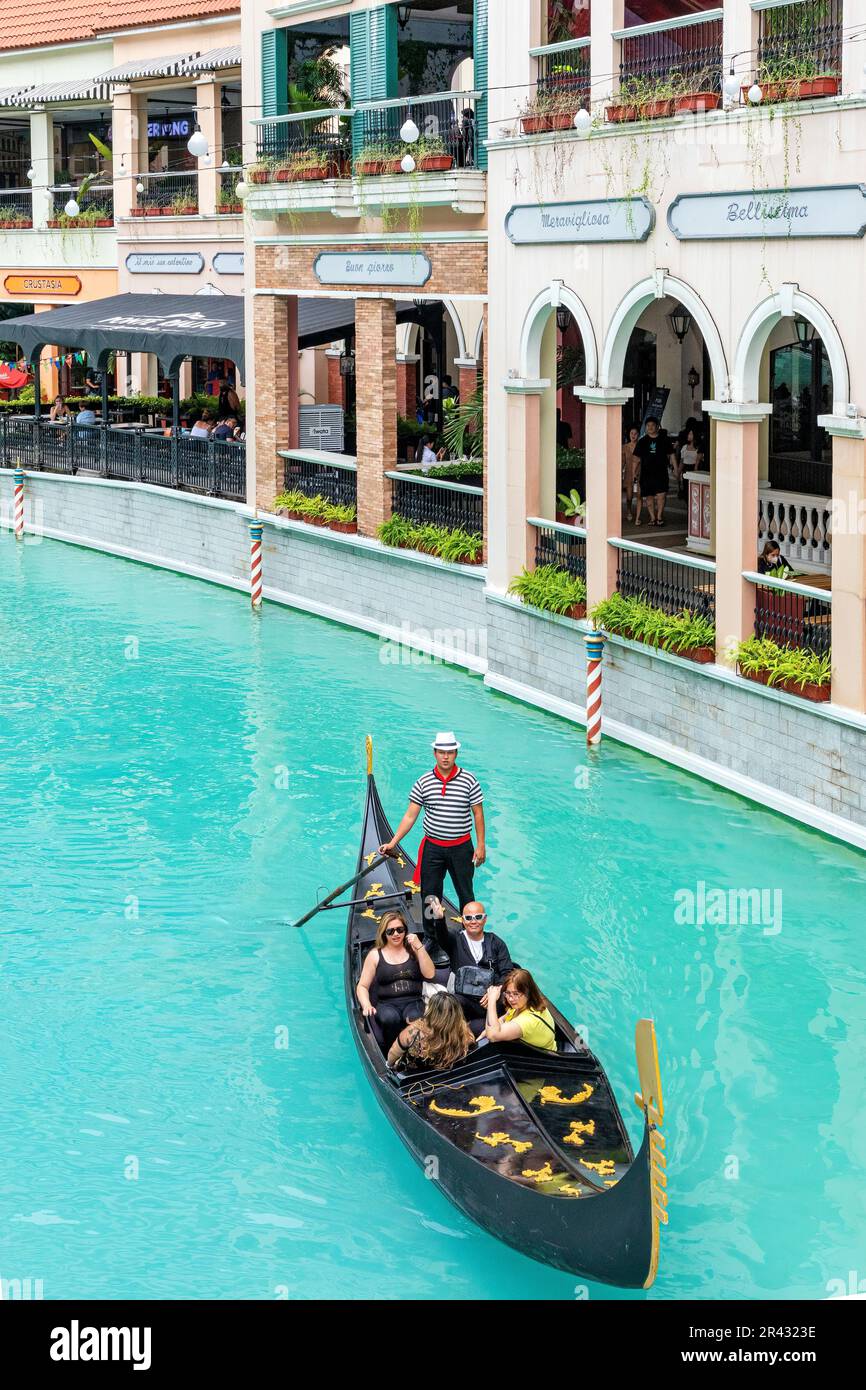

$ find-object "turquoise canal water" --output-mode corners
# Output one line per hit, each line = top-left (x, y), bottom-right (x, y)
(2, 530), (865, 1302)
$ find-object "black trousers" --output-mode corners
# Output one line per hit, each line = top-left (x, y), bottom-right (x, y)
(376, 996), (424, 1049)
(420, 838), (476, 917)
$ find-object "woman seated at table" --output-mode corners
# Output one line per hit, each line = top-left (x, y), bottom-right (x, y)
(213, 416), (237, 441)
(483, 968), (557, 1052)
(757, 541), (790, 576)
(387, 993), (475, 1072)
(49, 395), (70, 423)
(189, 410), (214, 439)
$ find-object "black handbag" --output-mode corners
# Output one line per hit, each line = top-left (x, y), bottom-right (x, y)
(453, 961), (494, 999)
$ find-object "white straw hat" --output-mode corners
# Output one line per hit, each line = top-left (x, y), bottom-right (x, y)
(432, 731), (461, 750)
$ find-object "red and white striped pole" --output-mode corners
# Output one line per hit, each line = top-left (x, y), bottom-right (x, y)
(13, 467), (24, 540)
(249, 518), (263, 610)
(584, 630), (605, 746)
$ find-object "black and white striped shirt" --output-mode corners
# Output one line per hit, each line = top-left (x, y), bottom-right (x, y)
(409, 767), (484, 839)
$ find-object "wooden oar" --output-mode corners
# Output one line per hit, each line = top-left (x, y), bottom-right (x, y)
(290, 850), (396, 929)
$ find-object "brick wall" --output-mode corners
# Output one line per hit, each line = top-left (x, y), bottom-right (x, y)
(255, 241), (487, 299)
(355, 298), (397, 537)
(253, 294), (298, 511)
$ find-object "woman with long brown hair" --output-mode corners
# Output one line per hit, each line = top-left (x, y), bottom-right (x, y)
(484, 968), (557, 1052)
(387, 992), (475, 1071)
(355, 910), (435, 1048)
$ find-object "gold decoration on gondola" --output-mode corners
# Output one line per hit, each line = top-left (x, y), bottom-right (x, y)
(475, 1130), (533, 1154)
(364, 851), (378, 867)
(365, 884), (385, 898)
(560, 1183), (583, 1197)
(579, 1158), (616, 1176)
(521, 1161), (555, 1184)
(361, 908), (381, 922)
(429, 1095), (504, 1118)
(563, 1119), (596, 1147)
(403, 880), (420, 894)
(538, 1083), (594, 1106)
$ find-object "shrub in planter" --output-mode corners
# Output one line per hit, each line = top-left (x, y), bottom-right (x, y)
(556, 488), (585, 527)
(591, 593), (716, 661)
(144, 206), (162, 217)
(131, 206), (145, 217)
(377, 513), (483, 563)
(414, 137), (454, 172)
(508, 564), (587, 620)
(735, 636), (831, 702)
(248, 162), (271, 184)
(674, 92), (721, 114)
(519, 91), (554, 134)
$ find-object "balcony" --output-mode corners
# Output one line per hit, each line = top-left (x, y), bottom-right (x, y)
(247, 90), (486, 219)
(0, 188), (33, 230)
(521, 38), (590, 132)
(48, 184), (114, 228)
(131, 172), (199, 219)
(608, 11), (724, 121)
(752, 0), (842, 103)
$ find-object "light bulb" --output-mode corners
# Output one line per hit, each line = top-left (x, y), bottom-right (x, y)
(573, 108), (591, 133)
(401, 154), (415, 172)
(26, 167), (34, 181)
(136, 180), (144, 193)
(187, 128), (209, 158)
(235, 179), (247, 198)
(400, 117), (419, 144)
(723, 71), (741, 100)
(747, 84), (763, 105)
(64, 198), (80, 217)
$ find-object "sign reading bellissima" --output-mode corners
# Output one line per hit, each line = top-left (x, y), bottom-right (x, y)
(668, 185), (866, 240)
(504, 198), (654, 244)
(313, 251), (432, 287)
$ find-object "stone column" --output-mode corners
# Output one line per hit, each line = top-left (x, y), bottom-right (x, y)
(591, 0), (625, 112)
(325, 347), (344, 407)
(111, 87), (137, 218)
(575, 387), (633, 611)
(842, 1), (866, 96)
(705, 402), (772, 662)
(823, 420), (866, 711)
(355, 297), (396, 537)
(253, 293), (299, 512)
(723, 0), (760, 94)
(195, 76), (222, 217)
(29, 111), (53, 229)
(489, 379), (548, 593)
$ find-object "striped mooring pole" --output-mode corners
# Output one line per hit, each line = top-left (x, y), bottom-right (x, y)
(584, 629), (606, 746)
(13, 468), (24, 540)
(249, 518), (263, 610)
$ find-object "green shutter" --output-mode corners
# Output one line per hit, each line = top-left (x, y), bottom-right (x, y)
(350, 6), (397, 158)
(473, 0), (488, 170)
(261, 28), (288, 121)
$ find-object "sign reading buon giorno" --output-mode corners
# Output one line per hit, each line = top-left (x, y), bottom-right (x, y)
(314, 251), (432, 286)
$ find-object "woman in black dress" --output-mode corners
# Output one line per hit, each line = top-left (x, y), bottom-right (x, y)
(355, 912), (436, 1048)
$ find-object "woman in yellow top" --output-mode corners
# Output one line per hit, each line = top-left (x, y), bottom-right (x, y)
(484, 968), (557, 1052)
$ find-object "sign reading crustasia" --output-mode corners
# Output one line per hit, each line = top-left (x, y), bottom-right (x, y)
(313, 251), (432, 287)
(4, 274), (81, 295)
(668, 185), (866, 240)
(504, 198), (654, 244)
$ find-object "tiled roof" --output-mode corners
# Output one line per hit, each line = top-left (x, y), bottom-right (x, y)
(2, 1), (238, 53)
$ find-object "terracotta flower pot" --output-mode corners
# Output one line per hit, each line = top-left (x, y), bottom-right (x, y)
(563, 601), (586, 620)
(275, 168), (294, 182)
(328, 520), (358, 534)
(605, 104), (637, 124)
(418, 153), (454, 171)
(521, 114), (552, 134)
(737, 665), (830, 701)
(383, 158), (404, 174)
(131, 207), (144, 217)
(546, 111), (577, 130)
(300, 165), (329, 181)
(356, 159), (384, 175)
(797, 76), (840, 98)
(145, 208), (162, 217)
(674, 92), (722, 114)
(458, 553), (484, 566)
(96, 218), (112, 226)
(636, 98), (674, 120)
(744, 76), (839, 104)
(678, 645), (716, 664)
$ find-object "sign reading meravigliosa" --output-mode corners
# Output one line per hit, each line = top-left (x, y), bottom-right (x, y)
(668, 185), (866, 240)
(314, 251), (432, 287)
(504, 197), (654, 244)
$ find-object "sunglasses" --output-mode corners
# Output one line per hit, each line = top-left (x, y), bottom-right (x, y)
(463, 913), (485, 922)
(385, 926), (406, 937)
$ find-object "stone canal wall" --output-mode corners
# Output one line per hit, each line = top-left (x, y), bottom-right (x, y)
(4, 467), (866, 852)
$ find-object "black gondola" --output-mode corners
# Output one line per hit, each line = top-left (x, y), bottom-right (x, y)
(342, 738), (667, 1287)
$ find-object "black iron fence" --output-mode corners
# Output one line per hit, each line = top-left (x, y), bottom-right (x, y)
(255, 111), (351, 174)
(2, 417), (245, 501)
(534, 522), (586, 579)
(758, 0), (842, 81)
(535, 43), (590, 105)
(753, 580), (831, 655)
(283, 454), (357, 508)
(355, 92), (479, 171)
(620, 15), (724, 95)
(615, 543), (716, 618)
(135, 172), (198, 214)
(0, 188), (33, 226)
(390, 474), (483, 534)
(49, 185), (114, 224)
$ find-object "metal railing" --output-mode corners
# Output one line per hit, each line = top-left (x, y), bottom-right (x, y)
(49, 185), (114, 225)
(1, 417), (245, 501)
(217, 168), (245, 212)
(617, 11), (724, 97)
(757, 487), (832, 572)
(532, 38), (591, 106)
(135, 171), (198, 215)
(281, 449), (357, 507)
(757, 0), (842, 84)
(528, 516), (586, 578)
(747, 571), (832, 655)
(253, 108), (351, 174)
(387, 471), (483, 534)
(355, 90), (480, 171)
(0, 188), (33, 226)
(611, 538), (716, 617)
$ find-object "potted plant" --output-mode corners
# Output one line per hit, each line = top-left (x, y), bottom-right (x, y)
(556, 488), (586, 526)
(91, 205), (113, 227)
(170, 193), (197, 216)
(508, 564), (587, 620)
(735, 635), (831, 702)
(607, 76), (677, 123)
(292, 149), (332, 181)
(328, 502), (358, 534)
(743, 56), (840, 105)
(248, 160), (272, 185)
(414, 135), (454, 172)
(591, 593), (716, 662)
(130, 205), (145, 218)
(519, 90), (555, 135)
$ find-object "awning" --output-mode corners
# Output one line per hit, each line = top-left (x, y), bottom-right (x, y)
(182, 46), (242, 76)
(0, 293), (421, 379)
(7, 77), (112, 106)
(96, 52), (197, 83)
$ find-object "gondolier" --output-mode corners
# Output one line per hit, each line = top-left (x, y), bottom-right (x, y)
(379, 731), (485, 913)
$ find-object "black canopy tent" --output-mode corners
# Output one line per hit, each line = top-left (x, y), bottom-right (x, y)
(2, 292), (429, 430)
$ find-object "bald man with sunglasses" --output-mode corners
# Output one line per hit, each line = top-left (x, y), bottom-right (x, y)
(425, 896), (514, 1034)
